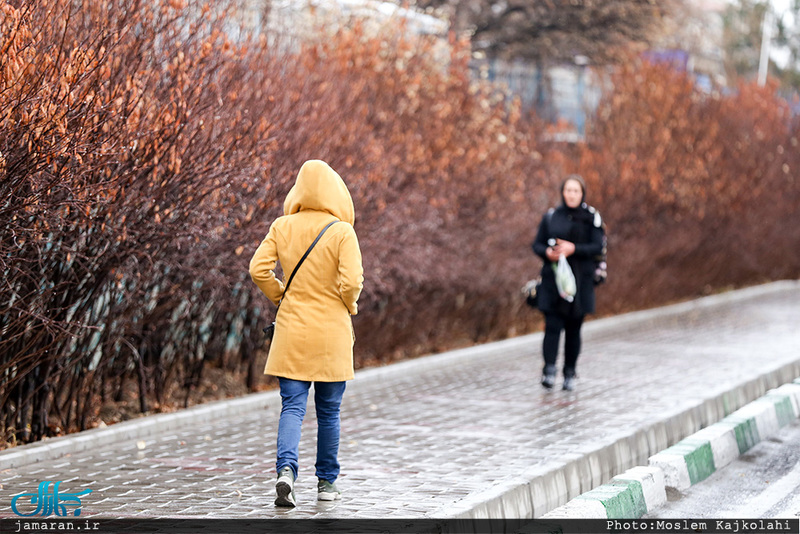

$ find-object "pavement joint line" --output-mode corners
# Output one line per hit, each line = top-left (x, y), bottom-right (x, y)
(542, 377), (800, 519)
(2, 280), (797, 472)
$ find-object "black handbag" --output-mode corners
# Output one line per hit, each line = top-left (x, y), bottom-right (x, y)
(263, 220), (339, 340)
(522, 278), (541, 308)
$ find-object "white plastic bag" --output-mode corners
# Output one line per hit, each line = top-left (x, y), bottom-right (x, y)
(554, 255), (577, 302)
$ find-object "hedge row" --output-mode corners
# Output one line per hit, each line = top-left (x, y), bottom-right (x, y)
(1, 0), (797, 445)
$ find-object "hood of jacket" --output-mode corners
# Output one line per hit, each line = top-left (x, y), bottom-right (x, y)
(284, 160), (355, 225)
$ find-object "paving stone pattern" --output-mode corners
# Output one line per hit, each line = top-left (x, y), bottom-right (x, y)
(1, 285), (799, 519)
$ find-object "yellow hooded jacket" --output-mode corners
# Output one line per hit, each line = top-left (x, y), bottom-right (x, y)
(249, 160), (364, 382)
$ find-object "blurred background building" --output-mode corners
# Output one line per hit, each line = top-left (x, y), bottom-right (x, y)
(234, 0), (798, 134)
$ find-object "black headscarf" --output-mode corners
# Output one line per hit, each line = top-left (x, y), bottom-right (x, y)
(559, 174), (594, 239)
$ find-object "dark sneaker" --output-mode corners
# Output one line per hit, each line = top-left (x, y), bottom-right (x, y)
(562, 376), (576, 391)
(275, 467), (296, 507)
(541, 371), (556, 389)
(317, 479), (341, 501)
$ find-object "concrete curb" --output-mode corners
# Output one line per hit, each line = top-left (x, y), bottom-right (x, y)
(431, 279), (800, 520)
(433, 363), (800, 520)
(581, 280), (800, 337)
(541, 380), (800, 519)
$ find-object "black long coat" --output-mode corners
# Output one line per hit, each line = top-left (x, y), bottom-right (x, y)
(531, 203), (604, 317)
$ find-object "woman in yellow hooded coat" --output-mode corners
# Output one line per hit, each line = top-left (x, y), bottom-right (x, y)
(249, 160), (363, 507)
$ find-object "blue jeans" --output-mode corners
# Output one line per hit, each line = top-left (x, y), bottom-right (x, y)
(276, 378), (346, 483)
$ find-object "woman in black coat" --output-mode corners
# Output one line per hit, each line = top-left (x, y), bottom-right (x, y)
(532, 175), (604, 391)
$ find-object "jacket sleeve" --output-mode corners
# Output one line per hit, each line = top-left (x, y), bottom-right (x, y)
(338, 224), (364, 315)
(531, 212), (550, 260)
(574, 220), (604, 258)
(249, 223), (285, 306)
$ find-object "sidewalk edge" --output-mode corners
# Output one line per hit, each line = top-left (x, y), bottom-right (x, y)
(1, 280), (796, 472)
(541, 378), (800, 519)
(432, 363), (800, 519)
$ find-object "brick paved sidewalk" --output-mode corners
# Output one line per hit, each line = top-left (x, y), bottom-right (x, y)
(1, 282), (799, 520)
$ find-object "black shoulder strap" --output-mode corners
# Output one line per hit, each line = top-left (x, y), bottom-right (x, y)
(282, 220), (339, 299)
(545, 208), (555, 234)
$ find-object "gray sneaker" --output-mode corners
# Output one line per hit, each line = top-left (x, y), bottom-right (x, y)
(562, 376), (576, 391)
(317, 479), (341, 501)
(541, 365), (556, 389)
(275, 467), (296, 507)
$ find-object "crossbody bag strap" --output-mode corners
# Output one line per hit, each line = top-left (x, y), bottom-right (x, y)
(263, 220), (339, 335)
(281, 219), (339, 300)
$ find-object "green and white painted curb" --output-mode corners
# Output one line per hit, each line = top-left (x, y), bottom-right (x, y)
(542, 466), (666, 519)
(542, 379), (800, 519)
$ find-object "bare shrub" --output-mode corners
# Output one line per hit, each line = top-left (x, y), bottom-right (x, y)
(578, 59), (800, 312)
(2, 4), (798, 446)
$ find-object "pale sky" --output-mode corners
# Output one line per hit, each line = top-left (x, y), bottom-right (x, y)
(770, 0), (795, 68)
(772, 0), (792, 12)
(712, 0), (795, 68)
